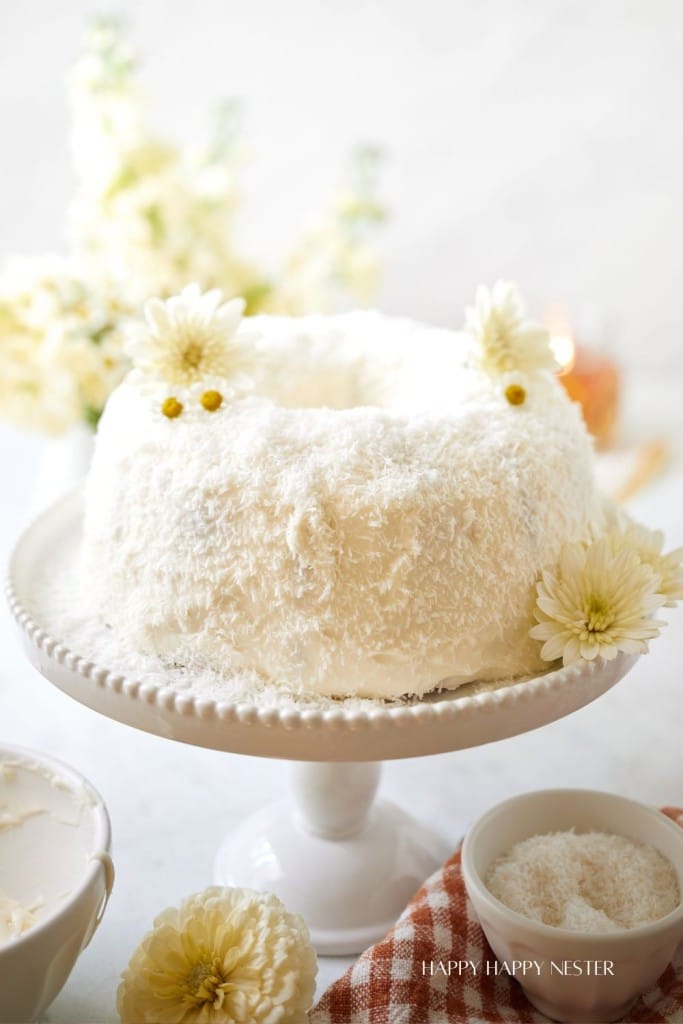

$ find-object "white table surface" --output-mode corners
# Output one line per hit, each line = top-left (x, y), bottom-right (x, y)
(1, 427), (682, 1023)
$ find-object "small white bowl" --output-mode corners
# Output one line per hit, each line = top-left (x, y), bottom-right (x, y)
(0, 744), (114, 1022)
(462, 789), (683, 1023)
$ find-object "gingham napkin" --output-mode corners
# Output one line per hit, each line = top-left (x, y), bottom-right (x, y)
(309, 808), (683, 1024)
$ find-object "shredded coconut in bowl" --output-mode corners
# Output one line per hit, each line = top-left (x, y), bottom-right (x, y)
(486, 830), (680, 933)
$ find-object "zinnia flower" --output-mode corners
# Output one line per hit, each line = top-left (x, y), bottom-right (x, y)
(530, 536), (665, 666)
(126, 284), (248, 390)
(117, 886), (317, 1024)
(465, 280), (557, 376)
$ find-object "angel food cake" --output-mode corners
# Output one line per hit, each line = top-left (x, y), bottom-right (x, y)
(80, 282), (680, 701)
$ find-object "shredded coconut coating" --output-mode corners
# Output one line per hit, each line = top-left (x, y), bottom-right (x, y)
(487, 830), (680, 932)
(81, 312), (603, 699)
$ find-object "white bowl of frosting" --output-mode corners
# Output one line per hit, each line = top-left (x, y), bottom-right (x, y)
(0, 744), (113, 1022)
(462, 789), (683, 1023)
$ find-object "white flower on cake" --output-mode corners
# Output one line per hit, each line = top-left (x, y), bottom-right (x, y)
(147, 375), (233, 424)
(466, 280), (557, 377)
(129, 284), (245, 387)
(117, 886), (317, 1024)
(126, 284), (253, 418)
(613, 517), (683, 607)
(530, 536), (665, 666)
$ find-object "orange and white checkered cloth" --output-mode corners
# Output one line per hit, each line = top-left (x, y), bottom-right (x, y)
(310, 808), (683, 1024)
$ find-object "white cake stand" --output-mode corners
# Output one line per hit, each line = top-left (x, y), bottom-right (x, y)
(6, 492), (638, 954)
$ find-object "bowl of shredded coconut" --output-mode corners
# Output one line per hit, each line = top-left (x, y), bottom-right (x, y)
(0, 744), (114, 1021)
(462, 789), (683, 1023)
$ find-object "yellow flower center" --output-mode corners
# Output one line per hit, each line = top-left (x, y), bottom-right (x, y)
(161, 396), (183, 419)
(585, 596), (612, 634)
(200, 389), (223, 412)
(182, 341), (205, 371)
(505, 383), (526, 406)
(184, 956), (232, 1009)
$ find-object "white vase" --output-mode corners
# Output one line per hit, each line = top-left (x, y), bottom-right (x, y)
(30, 423), (94, 515)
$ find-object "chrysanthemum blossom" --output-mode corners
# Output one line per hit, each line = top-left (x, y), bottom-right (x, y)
(530, 537), (665, 666)
(465, 280), (557, 376)
(117, 886), (317, 1024)
(126, 283), (247, 390)
(612, 518), (683, 607)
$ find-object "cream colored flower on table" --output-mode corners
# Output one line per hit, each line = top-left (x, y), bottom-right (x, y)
(530, 536), (665, 666)
(126, 284), (247, 390)
(117, 886), (317, 1024)
(465, 280), (558, 376)
(611, 517), (683, 607)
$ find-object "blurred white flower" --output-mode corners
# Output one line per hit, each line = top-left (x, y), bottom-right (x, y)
(466, 280), (557, 376)
(117, 886), (317, 1024)
(530, 536), (665, 666)
(0, 257), (131, 434)
(610, 516), (683, 607)
(0, 18), (385, 435)
(271, 146), (385, 313)
(67, 21), (269, 310)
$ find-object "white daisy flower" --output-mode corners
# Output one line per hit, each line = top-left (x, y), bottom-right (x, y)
(187, 372), (250, 413)
(466, 280), (558, 376)
(143, 371), (252, 425)
(126, 283), (247, 389)
(530, 536), (665, 666)
(611, 517), (683, 607)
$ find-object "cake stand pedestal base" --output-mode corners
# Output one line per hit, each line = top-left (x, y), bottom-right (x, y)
(213, 761), (448, 955)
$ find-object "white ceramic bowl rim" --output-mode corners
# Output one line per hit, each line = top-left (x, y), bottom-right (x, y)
(5, 491), (636, 733)
(462, 787), (683, 944)
(0, 742), (112, 955)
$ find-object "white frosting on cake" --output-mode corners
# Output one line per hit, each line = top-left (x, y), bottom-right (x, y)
(81, 311), (603, 699)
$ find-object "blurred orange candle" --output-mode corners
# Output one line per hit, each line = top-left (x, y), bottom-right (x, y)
(548, 313), (620, 449)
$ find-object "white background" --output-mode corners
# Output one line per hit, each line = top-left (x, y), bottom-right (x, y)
(2, 0), (683, 368)
(1, 2), (683, 1020)
(3, 0), (683, 479)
